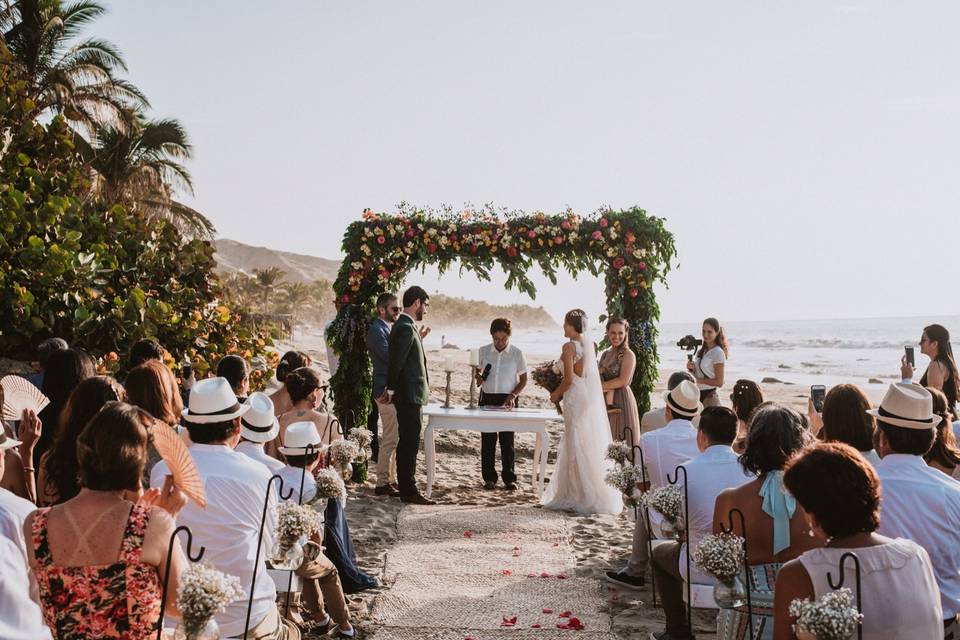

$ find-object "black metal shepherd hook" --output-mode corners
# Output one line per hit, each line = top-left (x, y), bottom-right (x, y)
(666, 464), (691, 634)
(827, 551), (863, 640)
(623, 425), (635, 448)
(243, 474), (294, 639)
(156, 526), (206, 640)
(631, 443), (658, 608)
(284, 443), (318, 617)
(719, 507), (754, 640)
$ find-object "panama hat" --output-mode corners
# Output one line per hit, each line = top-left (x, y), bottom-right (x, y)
(664, 380), (703, 419)
(181, 377), (250, 424)
(867, 383), (942, 430)
(278, 421), (323, 456)
(239, 392), (280, 442)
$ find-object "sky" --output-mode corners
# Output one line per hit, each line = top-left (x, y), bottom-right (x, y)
(96, 1), (960, 325)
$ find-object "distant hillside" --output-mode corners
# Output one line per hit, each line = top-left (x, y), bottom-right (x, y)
(428, 294), (557, 329)
(214, 239), (340, 283)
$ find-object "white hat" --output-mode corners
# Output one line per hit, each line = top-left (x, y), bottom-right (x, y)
(278, 421), (323, 456)
(182, 377), (250, 424)
(867, 383), (942, 430)
(239, 392), (279, 443)
(664, 380), (703, 419)
(0, 430), (20, 451)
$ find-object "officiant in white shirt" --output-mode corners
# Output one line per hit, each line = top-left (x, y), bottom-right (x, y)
(477, 318), (528, 491)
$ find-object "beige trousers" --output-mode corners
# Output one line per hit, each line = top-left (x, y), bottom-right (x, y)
(375, 400), (399, 486)
(248, 603), (301, 640)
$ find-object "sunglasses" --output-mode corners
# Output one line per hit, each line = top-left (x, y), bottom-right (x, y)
(389, 306), (401, 312)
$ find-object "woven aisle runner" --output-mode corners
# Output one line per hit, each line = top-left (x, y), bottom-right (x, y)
(368, 505), (617, 640)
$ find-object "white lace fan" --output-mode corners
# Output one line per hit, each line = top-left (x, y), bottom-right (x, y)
(1, 376), (50, 421)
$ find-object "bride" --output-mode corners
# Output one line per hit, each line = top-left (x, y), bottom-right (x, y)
(540, 309), (622, 515)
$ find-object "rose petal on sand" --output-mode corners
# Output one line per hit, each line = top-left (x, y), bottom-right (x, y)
(556, 573), (569, 579)
(500, 569), (512, 576)
(567, 617), (584, 630)
(559, 610), (572, 618)
(501, 615), (518, 627)
(513, 546), (521, 551)
(542, 608), (553, 614)
(527, 573), (537, 578)
(463, 531), (473, 538)
(540, 572), (552, 578)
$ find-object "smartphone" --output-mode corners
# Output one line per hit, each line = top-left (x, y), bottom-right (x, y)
(905, 346), (915, 368)
(810, 385), (826, 413)
(181, 362), (192, 380)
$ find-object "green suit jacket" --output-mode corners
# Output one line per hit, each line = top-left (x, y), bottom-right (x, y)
(387, 314), (430, 405)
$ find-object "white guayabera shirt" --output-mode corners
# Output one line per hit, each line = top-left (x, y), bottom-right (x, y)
(479, 343), (528, 396)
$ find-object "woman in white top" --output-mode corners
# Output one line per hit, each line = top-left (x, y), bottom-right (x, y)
(774, 443), (943, 640)
(476, 318), (528, 491)
(687, 317), (727, 407)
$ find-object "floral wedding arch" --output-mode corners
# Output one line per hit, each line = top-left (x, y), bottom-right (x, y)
(327, 203), (677, 431)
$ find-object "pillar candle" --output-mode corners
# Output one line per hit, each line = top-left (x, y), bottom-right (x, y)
(469, 348), (480, 367)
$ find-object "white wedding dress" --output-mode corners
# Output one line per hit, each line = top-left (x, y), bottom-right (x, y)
(540, 323), (623, 515)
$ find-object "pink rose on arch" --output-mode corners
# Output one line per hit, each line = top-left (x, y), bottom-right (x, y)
(527, 230), (537, 239)
(628, 287), (639, 298)
(591, 230), (602, 240)
(427, 243), (438, 253)
(554, 237), (564, 245)
(561, 220), (572, 230)
(612, 257), (625, 269)
(507, 247), (519, 257)
(406, 228), (416, 238)
(377, 236), (386, 245)
(599, 218), (609, 228)
(638, 261), (647, 270)
(340, 294), (351, 303)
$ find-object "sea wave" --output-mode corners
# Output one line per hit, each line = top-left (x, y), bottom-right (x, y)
(656, 338), (910, 351)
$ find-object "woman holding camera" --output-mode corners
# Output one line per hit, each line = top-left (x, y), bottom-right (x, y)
(687, 317), (728, 407)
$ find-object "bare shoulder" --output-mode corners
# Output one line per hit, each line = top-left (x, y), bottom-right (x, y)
(561, 342), (577, 355)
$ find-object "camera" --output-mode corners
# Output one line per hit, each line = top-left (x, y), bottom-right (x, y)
(677, 335), (702, 362)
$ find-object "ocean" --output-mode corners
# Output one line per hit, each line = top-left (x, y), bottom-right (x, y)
(424, 315), (960, 394)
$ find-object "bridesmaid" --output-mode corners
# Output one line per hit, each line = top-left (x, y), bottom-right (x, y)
(599, 317), (640, 446)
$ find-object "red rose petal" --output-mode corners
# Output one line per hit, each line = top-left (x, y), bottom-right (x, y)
(527, 573), (537, 578)
(463, 531), (473, 538)
(559, 610), (572, 618)
(540, 572), (552, 578)
(542, 608), (553, 614)
(557, 623), (569, 629)
(531, 624), (541, 629)
(568, 617), (584, 630)
(500, 569), (512, 576)
(556, 573), (569, 580)
(513, 546), (521, 551)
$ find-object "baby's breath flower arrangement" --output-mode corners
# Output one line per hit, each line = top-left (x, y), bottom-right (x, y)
(348, 428), (373, 457)
(644, 485), (684, 525)
(176, 563), (244, 640)
(604, 464), (646, 507)
(693, 533), (745, 581)
(274, 502), (322, 550)
(313, 466), (347, 502)
(328, 439), (360, 466)
(605, 441), (632, 465)
(789, 588), (863, 640)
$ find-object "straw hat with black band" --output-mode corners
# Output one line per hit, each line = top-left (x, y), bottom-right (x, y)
(181, 377), (250, 424)
(239, 392), (279, 442)
(664, 380), (703, 419)
(867, 382), (942, 430)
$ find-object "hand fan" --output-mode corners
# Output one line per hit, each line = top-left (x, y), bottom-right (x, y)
(150, 421), (206, 508)
(1, 376), (50, 421)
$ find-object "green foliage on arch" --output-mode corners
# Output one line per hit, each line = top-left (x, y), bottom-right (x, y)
(328, 203), (677, 430)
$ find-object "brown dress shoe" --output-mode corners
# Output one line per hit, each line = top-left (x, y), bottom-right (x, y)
(374, 485), (400, 496)
(400, 493), (437, 505)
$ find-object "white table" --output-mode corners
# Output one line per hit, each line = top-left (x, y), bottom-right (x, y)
(422, 404), (561, 498)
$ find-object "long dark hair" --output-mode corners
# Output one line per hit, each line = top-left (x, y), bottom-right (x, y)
(730, 379), (763, 423)
(697, 317), (729, 358)
(820, 384), (876, 452)
(564, 309), (586, 334)
(36, 348), (95, 466)
(43, 376), (124, 503)
(925, 387), (960, 471)
(920, 324), (959, 410)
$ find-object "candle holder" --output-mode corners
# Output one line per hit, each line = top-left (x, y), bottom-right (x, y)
(467, 365), (479, 410)
(443, 371), (453, 408)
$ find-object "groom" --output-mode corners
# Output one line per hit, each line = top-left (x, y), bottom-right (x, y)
(379, 285), (436, 505)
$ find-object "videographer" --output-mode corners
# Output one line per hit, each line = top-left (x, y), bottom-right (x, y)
(686, 317), (728, 407)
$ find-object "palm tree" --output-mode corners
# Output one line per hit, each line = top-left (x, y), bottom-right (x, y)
(88, 112), (214, 238)
(280, 281), (312, 329)
(253, 267), (286, 311)
(1, 0), (148, 135)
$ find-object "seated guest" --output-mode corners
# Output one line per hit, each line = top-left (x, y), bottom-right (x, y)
(218, 354), (251, 402)
(713, 404), (823, 640)
(774, 442), (943, 640)
(924, 387), (960, 478)
(236, 393), (285, 475)
(808, 384), (881, 467)
(26, 402), (187, 639)
(274, 368), (339, 461)
(151, 378), (300, 639)
(38, 376), (124, 506)
(26, 337), (69, 390)
(606, 380), (702, 589)
(269, 351), (313, 419)
(277, 422), (354, 638)
(1, 425), (38, 569)
(127, 338), (165, 370)
(641, 371), (696, 434)
(730, 379), (763, 453)
(36, 347), (95, 467)
(872, 383), (960, 634)
(647, 407), (752, 640)
(0, 537), (52, 640)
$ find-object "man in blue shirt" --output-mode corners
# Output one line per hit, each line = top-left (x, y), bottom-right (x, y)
(366, 293), (401, 496)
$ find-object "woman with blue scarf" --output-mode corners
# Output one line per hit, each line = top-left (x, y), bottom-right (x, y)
(711, 404), (825, 640)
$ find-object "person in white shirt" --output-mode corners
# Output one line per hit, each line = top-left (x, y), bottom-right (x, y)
(640, 371), (697, 435)
(0, 428), (40, 603)
(606, 380), (702, 589)
(477, 318), (528, 491)
(870, 382), (960, 634)
(0, 537), (52, 640)
(686, 317), (727, 408)
(151, 378), (300, 640)
(235, 392), (285, 475)
(648, 406), (753, 640)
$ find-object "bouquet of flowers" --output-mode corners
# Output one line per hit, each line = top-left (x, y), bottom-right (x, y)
(693, 533), (745, 582)
(348, 428), (373, 455)
(328, 439), (360, 466)
(604, 464), (645, 505)
(606, 441), (632, 465)
(644, 485), (684, 526)
(313, 466), (347, 502)
(176, 563), (244, 640)
(531, 360), (563, 414)
(275, 502), (322, 550)
(789, 588), (863, 640)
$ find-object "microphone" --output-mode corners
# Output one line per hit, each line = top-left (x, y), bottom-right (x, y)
(480, 363), (492, 381)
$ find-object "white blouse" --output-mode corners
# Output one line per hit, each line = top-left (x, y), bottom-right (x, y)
(798, 539), (943, 639)
(478, 343), (528, 396)
(694, 345), (725, 391)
